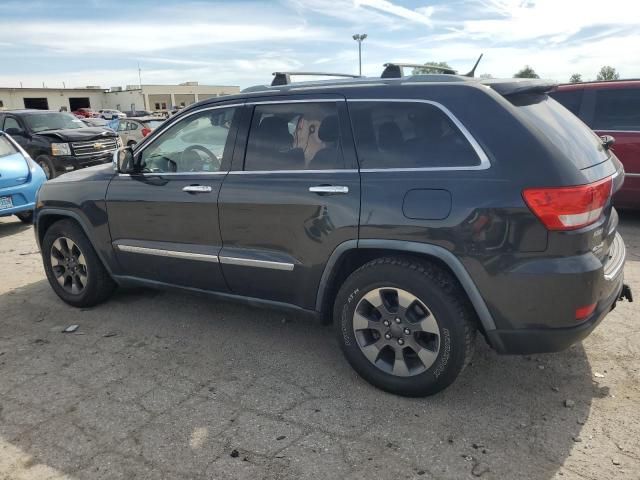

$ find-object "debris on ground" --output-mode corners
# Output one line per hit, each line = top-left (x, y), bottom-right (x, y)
(276, 435), (286, 441)
(612, 457), (621, 465)
(230, 449), (239, 458)
(551, 386), (560, 392)
(594, 372), (606, 378)
(62, 325), (79, 333)
(471, 460), (490, 477)
(103, 332), (118, 338)
(572, 436), (582, 443)
(564, 399), (575, 408)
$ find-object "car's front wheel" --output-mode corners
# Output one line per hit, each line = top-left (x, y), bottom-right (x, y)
(42, 219), (116, 307)
(35, 155), (56, 179)
(334, 257), (477, 397)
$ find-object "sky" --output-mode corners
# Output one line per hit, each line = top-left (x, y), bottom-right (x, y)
(0, 0), (639, 90)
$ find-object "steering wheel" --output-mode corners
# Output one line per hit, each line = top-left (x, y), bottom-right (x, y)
(180, 145), (219, 172)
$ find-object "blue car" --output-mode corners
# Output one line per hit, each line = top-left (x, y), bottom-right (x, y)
(0, 131), (46, 224)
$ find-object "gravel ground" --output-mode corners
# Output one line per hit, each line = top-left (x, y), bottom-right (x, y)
(0, 212), (639, 480)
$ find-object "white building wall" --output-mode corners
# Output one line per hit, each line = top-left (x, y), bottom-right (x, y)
(0, 89), (105, 111)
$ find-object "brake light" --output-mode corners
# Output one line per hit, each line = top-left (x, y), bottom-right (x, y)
(141, 127), (151, 137)
(522, 177), (612, 231)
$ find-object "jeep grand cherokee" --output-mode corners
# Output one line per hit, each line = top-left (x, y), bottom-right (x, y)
(33, 69), (632, 396)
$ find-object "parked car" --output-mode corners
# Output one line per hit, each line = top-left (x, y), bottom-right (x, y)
(116, 117), (165, 147)
(72, 108), (97, 118)
(0, 131), (46, 223)
(82, 117), (110, 128)
(0, 110), (120, 179)
(124, 110), (152, 118)
(98, 109), (126, 120)
(550, 80), (640, 209)
(34, 70), (632, 396)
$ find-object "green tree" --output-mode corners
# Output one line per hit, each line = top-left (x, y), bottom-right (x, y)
(412, 61), (454, 75)
(596, 66), (620, 81)
(569, 73), (582, 83)
(514, 65), (540, 78)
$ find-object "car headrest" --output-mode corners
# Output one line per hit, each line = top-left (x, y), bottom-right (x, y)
(318, 115), (339, 142)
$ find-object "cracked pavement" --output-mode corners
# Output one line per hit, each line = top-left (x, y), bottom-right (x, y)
(0, 213), (639, 479)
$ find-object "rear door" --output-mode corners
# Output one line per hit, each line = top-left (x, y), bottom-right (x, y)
(218, 96), (360, 309)
(106, 102), (243, 291)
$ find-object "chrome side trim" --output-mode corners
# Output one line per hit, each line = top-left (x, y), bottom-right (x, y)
(219, 256), (295, 271)
(625, 172), (640, 178)
(228, 169), (358, 175)
(118, 171), (227, 177)
(348, 98), (490, 171)
(309, 185), (349, 193)
(597, 129), (640, 134)
(115, 244), (219, 263)
(604, 232), (626, 281)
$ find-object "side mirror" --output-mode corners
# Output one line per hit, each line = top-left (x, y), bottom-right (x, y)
(113, 146), (135, 173)
(5, 127), (25, 137)
(600, 135), (615, 150)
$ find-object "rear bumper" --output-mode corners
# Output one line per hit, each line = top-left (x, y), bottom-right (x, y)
(484, 231), (629, 354)
(487, 273), (625, 354)
(0, 171), (44, 216)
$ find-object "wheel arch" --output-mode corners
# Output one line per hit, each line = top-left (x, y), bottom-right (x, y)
(316, 240), (497, 335)
(36, 209), (115, 277)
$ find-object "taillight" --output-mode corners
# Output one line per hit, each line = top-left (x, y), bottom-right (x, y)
(522, 177), (612, 231)
(575, 303), (596, 320)
(141, 127), (151, 137)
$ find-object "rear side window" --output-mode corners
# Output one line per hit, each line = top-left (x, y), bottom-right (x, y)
(512, 95), (608, 169)
(593, 88), (640, 131)
(244, 102), (343, 171)
(549, 89), (583, 116)
(349, 101), (481, 169)
(0, 135), (18, 157)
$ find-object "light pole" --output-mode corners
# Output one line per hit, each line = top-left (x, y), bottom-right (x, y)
(352, 33), (367, 76)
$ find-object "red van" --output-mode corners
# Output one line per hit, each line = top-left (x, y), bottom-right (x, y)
(551, 80), (640, 209)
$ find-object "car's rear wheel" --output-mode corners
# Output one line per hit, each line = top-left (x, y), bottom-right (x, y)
(127, 140), (137, 147)
(15, 211), (34, 224)
(35, 155), (56, 179)
(334, 256), (476, 397)
(42, 219), (116, 307)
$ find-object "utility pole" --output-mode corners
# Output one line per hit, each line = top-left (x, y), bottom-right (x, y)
(138, 63), (142, 89)
(352, 34), (368, 76)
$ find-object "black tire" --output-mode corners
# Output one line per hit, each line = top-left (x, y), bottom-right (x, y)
(15, 210), (34, 224)
(127, 140), (137, 147)
(42, 219), (116, 307)
(334, 256), (476, 397)
(35, 154), (56, 179)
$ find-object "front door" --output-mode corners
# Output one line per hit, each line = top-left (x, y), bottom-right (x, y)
(218, 97), (360, 309)
(106, 103), (242, 291)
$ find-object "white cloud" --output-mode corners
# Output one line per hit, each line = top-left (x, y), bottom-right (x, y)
(355, 0), (434, 26)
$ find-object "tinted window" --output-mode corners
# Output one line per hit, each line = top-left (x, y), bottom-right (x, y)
(0, 135), (18, 157)
(549, 89), (583, 116)
(244, 102), (343, 171)
(512, 95), (608, 169)
(140, 106), (237, 173)
(3, 117), (23, 133)
(349, 101), (480, 169)
(593, 88), (640, 131)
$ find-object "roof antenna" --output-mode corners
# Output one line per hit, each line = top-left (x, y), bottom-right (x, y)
(463, 53), (483, 77)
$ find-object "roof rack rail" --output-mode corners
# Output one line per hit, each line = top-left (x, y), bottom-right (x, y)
(381, 54), (484, 79)
(271, 71), (361, 86)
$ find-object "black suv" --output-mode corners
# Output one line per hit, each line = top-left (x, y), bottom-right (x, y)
(34, 70), (632, 396)
(0, 110), (120, 179)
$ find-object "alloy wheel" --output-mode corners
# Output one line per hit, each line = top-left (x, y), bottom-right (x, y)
(50, 237), (88, 295)
(353, 287), (440, 377)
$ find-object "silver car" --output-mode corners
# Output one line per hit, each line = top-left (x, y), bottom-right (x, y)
(116, 117), (165, 147)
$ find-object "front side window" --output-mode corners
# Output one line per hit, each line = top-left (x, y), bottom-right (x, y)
(244, 102), (343, 171)
(23, 112), (85, 133)
(140, 106), (237, 173)
(3, 117), (23, 133)
(593, 88), (640, 131)
(349, 101), (480, 169)
(0, 135), (18, 157)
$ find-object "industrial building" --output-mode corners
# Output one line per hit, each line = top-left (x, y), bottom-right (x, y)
(0, 82), (240, 113)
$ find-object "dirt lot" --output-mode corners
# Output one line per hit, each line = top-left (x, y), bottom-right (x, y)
(0, 213), (639, 480)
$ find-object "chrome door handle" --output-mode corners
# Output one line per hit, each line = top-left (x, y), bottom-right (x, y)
(309, 185), (349, 194)
(182, 185), (212, 193)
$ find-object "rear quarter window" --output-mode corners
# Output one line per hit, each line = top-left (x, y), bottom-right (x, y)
(349, 101), (481, 169)
(511, 94), (609, 169)
(0, 135), (18, 157)
(593, 88), (640, 131)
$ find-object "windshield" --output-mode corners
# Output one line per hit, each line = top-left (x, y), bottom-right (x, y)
(0, 135), (18, 158)
(24, 112), (86, 133)
(147, 120), (165, 129)
(511, 95), (609, 169)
